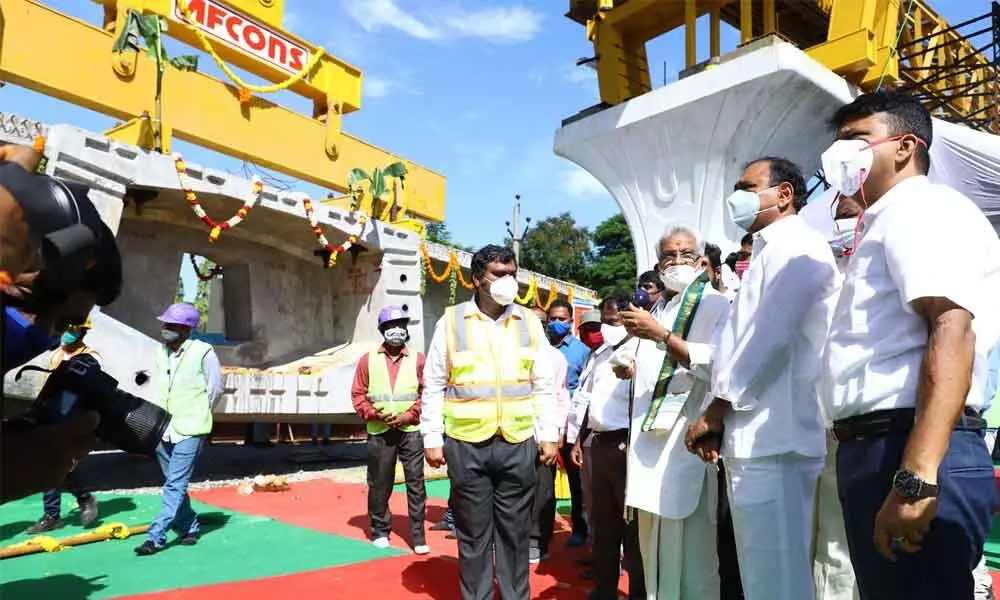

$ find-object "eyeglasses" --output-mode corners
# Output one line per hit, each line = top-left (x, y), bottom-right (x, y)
(657, 250), (699, 269)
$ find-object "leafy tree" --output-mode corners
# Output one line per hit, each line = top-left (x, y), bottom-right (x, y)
(585, 213), (636, 297)
(192, 257), (214, 331)
(515, 212), (591, 284)
(175, 273), (186, 304)
(426, 221), (475, 252)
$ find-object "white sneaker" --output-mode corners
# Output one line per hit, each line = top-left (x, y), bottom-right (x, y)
(372, 537), (390, 549)
(413, 544), (430, 555)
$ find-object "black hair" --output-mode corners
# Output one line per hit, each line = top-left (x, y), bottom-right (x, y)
(724, 251), (739, 271)
(548, 298), (573, 316)
(745, 156), (808, 211)
(740, 233), (753, 247)
(599, 290), (631, 313)
(470, 244), (516, 281)
(704, 243), (722, 270)
(830, 91), (932, 174)
(637, 270), (664, 291)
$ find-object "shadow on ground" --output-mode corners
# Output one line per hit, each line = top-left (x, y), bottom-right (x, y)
(74, 441), (368, 491)
(0, 574), (108, 600)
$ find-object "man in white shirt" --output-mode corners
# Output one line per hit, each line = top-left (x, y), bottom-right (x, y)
(528, 305), (571, 564)
(686, 158), (841, 600)
(421, 244), (559, 600)
(821, 91), (1000, 600)
(617, 225), (732, 600)
(568, 304), (644, 599)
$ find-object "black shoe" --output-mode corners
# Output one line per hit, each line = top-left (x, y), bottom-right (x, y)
(429, 521), (453, 531)
(134, 541), (160, 556)
(78, 495), (99, 527)
(26, 515), (64, 534)
(179, 534), (199, 546)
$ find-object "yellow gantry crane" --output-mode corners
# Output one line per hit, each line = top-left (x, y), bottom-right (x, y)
(567, 0), (1000, 134)
(0, 0), (446, 221)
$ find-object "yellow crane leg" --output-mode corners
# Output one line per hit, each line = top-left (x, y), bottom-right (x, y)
(0, 0), (446, 222)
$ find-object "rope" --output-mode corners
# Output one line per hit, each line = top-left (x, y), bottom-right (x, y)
(174, 0), (325, 95)
(875, 0), (918, 91)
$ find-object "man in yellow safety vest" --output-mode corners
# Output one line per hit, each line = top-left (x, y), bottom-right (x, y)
(25, 317), (101, 533)
(135, 302), (222, 556)
(422, 244), (560, 600)
(352, 304), (429, 555)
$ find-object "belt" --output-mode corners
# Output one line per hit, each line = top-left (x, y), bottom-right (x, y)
(833, 407), (985, 443)
(591, 428), (628, 441)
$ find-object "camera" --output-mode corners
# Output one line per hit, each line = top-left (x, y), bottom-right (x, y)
(14, 353), (171, 455)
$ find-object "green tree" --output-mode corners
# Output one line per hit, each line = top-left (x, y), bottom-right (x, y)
(426, 221), (475, 252)
(515, 212), (591, 284)
(174, 273), (186, 304)
(585, 213), (636, 297)
(192, 257), (214, 331)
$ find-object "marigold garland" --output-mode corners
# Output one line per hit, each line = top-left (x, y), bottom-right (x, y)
(31, 135), (45, 153)
(302, 197), (367, 267)
(174, 153), (261, 242)
(418, 244), (474, 289)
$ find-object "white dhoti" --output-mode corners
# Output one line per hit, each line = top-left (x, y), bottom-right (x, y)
(813, 435), (859, 600)
(727, 452), (824, 600)
(636, 471), (719, 600)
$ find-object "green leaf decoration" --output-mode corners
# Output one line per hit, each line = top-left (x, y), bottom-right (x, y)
(370, 167), (386, 200)
(383, 162), (408, 179)
(347, 168), (370, 189)
(169, 55), (199, 71)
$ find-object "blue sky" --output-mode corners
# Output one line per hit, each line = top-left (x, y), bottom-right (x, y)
(2, 0), (991, 297)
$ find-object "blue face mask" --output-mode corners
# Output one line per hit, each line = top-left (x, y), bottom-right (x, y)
(547, 320), (571, 338)
(60, 330), (82, 346)
(3, 306), (59, 374)
(727, 187), (778, 231)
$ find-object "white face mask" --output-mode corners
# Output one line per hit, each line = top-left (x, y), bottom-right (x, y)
(160, 329), (181, 343)
(488, 275), (518, 306)
(660, 264), (699, 293)
(821, 139), (874, 198)
(829, 218), (857, 258)
(600, 323), (628, 348)
(383, 326), (407, 346)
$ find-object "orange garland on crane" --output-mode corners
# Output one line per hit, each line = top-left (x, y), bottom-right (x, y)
(174, 154), (261, 242)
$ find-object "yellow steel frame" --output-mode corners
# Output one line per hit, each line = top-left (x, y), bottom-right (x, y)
(0, 0), (447, 221)
(569, 0), (997, 133)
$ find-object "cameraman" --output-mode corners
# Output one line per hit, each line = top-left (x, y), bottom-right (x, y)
(1, 143), (122, 504)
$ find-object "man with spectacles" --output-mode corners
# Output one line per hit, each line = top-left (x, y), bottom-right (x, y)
(686, 157), (841, 600)
(615, 225), (732, 599)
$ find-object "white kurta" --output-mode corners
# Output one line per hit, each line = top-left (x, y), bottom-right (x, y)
(622, 281), (730, 600)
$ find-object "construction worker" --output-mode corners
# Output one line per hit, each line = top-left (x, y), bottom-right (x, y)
(25, 317), (100, 533)
(422, 244), (559, 600)
(352, 304), (429, 555)
(135, 303), (222, 556)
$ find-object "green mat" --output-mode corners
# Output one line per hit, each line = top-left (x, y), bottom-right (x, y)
(0, 492), (404, 599)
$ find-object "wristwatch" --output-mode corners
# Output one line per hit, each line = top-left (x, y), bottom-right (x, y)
(656, 330), (672, 352)
(892, 469), (940, 501)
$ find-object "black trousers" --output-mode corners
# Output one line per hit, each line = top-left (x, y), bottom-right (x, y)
(560, 444), (588, 537)
(530, 459), (556, 553)
(590, 429), (645, 600)
(367, 429), (426, 546)
(716, 460), (744, 600)
(445, 436), (537, 600)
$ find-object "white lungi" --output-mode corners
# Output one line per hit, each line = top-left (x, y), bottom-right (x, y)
(727, 452), (824, 600)
(636, 472), (719, 600)
(813, 435), (859, 600)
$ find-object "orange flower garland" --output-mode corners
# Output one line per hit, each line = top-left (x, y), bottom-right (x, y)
(418, 245), (474, 289)
(32, 135), (45, 153)
(302, 197), (366, 268)
(174, 153), (261, 242)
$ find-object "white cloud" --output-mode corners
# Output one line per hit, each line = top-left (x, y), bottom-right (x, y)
(364, 76), (394, 99)
(565, 65), (597, 85)
(559, 168), (607, 198)
(343, 0), (542, 44)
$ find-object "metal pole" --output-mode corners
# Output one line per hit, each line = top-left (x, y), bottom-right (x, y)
(512, 194), (522, 263)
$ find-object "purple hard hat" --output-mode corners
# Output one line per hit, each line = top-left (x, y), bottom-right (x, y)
(378, 305), (409, 328)
(157, 303), (201, 328)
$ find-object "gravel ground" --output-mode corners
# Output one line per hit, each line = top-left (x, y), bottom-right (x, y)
(77, 441), (448, 495)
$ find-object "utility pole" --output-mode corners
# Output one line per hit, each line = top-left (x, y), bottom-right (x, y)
(505, 194), (531, 264)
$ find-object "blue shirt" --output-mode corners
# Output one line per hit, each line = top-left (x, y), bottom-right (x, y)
(556, 335), (591, 394)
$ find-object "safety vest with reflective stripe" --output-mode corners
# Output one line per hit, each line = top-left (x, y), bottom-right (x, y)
(443, 302), (539, 443)
(366, 350), (420, 435)
(156, 339), (214, 436)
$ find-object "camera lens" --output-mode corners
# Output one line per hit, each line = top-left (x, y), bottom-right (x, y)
(95, 391), (171, 455)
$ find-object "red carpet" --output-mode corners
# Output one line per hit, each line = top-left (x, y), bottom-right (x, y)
(132, 479), (626, 599)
